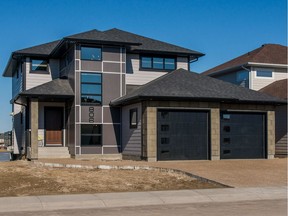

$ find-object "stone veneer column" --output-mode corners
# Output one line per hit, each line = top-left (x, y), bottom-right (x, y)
(146, 106), (157, 162)
(267, 111), (275, 159)
(30, 98), (39, 160)
(210, 108), (220, 160)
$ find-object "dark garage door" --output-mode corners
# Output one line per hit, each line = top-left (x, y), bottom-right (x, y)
(157, 109), (209, 160)
(220, 112), (266, 159)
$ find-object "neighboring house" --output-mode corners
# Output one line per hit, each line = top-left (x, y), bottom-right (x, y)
(202, 44), (288, 157)
(260, 79), (287, 157)
(2, 29), (285, 161)
(0, 133), (4, 147)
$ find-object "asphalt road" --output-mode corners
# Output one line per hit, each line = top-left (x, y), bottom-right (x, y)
(2, 199), (286, 216)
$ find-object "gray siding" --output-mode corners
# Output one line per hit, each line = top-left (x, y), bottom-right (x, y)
(12, 103), (25, 154)
(122, 103), (142, 157)
(12, 64), (23, 99)
(275, 105), (287, 156)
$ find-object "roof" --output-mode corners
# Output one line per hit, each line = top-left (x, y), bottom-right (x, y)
(259, 79), (287, 100)
(111, 68), (285, 106)
(18, 78), (74, 98)
(203, 44), (288, 76)
(104, 28), (204, 57)
(3, 28), (204, 77)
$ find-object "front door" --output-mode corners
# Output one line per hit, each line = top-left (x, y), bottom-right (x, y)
(44, 107), (63, 146)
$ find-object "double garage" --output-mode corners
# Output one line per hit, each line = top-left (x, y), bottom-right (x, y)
(157, 109), (266, 161)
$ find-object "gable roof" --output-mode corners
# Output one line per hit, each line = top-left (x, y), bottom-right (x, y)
(111, 68), (285, 106)
(259, 79), (287, 100)
(203, 44), (288, 76)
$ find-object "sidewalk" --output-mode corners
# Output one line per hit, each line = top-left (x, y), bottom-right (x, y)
(0, 187), (286, 213)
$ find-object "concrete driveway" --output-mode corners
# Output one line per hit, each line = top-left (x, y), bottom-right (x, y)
(37, 158), (287, 188)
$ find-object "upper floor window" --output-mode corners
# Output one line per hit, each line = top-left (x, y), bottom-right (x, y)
(81, 47), (102, 61)
(81, 72), (102, 105)
(256, 69), (273, 78)
(140, 56), (176, 70)
(31, 59), (48, 71)
(236, 70), (249, 88)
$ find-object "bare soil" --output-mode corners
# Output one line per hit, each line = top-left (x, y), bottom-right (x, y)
(0, 161), (223, 197)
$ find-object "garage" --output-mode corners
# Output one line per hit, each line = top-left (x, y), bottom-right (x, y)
(220, 112), (266, 159)
(157, 109), (209, 160)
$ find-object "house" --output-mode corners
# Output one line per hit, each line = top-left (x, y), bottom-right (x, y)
(202, 44), (288, 157)
(0, 133), (4, 148)
(259, 79), (287, 157)
(2, 29), (285, 161)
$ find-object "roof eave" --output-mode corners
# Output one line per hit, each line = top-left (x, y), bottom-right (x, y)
(63, 37), (142, 46)
(130, 49), (205, 58)
(2, 55), (16, 77)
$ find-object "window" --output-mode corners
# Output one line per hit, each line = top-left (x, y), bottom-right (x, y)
(31, 59), (48, 71)
(129, 108), (138, 128)
(236, 70), (249, 88)
(81, 124), (102, 146)
(256, 70), (273, 78)
(81, 47), (102, 61)
(140, 56), (176, 70)
(81, 73), (102, 105)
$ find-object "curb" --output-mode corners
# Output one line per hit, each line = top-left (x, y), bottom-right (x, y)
(32, 161), (231, 188)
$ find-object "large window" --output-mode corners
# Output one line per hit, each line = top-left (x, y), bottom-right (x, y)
(31, 59), (48, 71)
(140, 56), (176, 70)
(81, 73), (102, 105)
(236, 70), (249, 88)
(81, 124), (102, 146)
(256, 69), (273, 78)
(81, 47), (102, 61)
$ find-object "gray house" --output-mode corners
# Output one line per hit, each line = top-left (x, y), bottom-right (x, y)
(2, 29), (285, 161)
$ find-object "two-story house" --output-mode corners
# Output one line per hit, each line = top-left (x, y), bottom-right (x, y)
(2, 29), (284, 161)
(202, 44), (288, 157)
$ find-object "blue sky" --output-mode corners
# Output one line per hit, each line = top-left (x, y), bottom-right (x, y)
(0, 0), (286, 132)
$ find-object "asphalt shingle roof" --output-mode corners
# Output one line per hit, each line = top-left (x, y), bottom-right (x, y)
(259, 79), (287, 100)
(203, 44), (288, 76)
(14, 40), (61, 56)
(19, 78), (74, 97)
(111, 68), (285, 106)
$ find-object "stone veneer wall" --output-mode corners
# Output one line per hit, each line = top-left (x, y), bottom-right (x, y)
(141, 101), (276, 161)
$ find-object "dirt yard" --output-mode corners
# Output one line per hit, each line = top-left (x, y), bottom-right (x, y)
(0, 161), (223, 197)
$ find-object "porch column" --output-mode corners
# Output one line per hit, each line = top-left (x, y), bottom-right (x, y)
(30, 98), (39, 160)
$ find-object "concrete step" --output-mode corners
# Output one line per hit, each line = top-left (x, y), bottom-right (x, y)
(38, 147), (70, 159)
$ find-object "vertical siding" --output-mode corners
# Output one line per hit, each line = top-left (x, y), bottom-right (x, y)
(251, 67), (287, 90)
(122, 103), (142, 156)
(12, 64), (23, 99)
(126, 54), (188, 85)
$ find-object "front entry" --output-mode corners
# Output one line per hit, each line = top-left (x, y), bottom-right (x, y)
(44, 107), (63, 146)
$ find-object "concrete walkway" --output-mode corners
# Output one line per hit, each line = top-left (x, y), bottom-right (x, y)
(0, 187), (286, 213)
(36, 158), (288, 187)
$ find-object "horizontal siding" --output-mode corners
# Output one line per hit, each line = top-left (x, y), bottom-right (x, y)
(251, 67), (287, 91)
(12, 64), (23, 98)
(122, 103), (142, 156)
(126, 54), (188, 85)
(275, 133), (287, 156)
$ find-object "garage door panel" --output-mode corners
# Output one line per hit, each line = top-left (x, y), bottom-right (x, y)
(157, 110), (209, 161)
(220, 112), (266, 159)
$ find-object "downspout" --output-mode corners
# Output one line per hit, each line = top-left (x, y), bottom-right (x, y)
(189, 57), (199, 71)
(241, 65), (251, 88)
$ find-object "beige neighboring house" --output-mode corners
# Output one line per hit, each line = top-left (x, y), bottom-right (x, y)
(0, 133), (4, 147)
(202, 44), (288, 157)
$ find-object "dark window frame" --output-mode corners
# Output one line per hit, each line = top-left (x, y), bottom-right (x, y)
(140, 55), (176, 71)
(81, 124), (102, 146)
(129, 108), (138, 129)
(81, 46), (102, 61)
(30, 59), (49, 74)
(81, 72), (102, 106)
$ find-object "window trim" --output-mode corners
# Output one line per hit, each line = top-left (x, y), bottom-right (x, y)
(80, 46), (102, 61)
(129, 108), (138, 129)
(81, 124), (102, 146)
(81, 72), (103, 106)
(30, 59), (49, 74)
(255, 68), (274, 79)
(140, 55), (176, 71)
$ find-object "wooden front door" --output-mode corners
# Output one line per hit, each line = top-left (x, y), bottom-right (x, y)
(45, 107), (63, 146)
